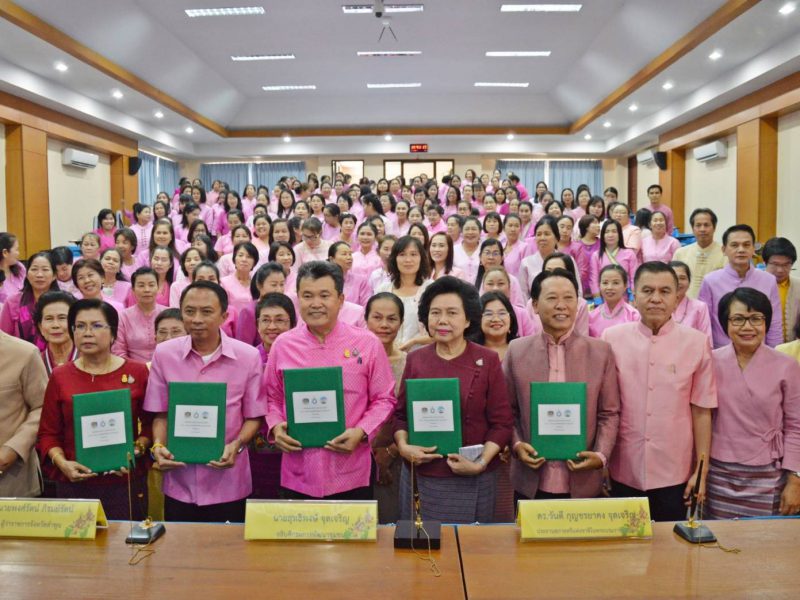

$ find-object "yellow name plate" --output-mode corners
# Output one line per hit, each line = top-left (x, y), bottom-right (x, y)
(517, 497), (652, 541)
(0, 498), (108, 540)
(244, 500), (377, 541)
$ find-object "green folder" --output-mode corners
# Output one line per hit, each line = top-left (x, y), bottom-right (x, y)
(167, 382), (227, 464)
(73, 389), (134, 473)
(529, 382), (587, 461)
(284, 367), (345, 448)
(406, 378), (462, 455)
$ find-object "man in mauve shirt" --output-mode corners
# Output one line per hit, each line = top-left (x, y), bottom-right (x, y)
(603, 262), (717, 521)
(266, 261), (396, 500)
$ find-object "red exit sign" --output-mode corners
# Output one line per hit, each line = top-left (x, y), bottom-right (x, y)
(409, 144), (429, 153)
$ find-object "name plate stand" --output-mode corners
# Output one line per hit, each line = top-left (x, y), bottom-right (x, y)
(0, 498), (108, 539)
(244, 500), (377, 541)
(517, 497), (652, 541)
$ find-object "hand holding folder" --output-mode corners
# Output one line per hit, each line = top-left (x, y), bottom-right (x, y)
(529, 382), (587, 462)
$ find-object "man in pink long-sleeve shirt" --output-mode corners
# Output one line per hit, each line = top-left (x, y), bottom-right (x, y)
(266, 261), (396, 499)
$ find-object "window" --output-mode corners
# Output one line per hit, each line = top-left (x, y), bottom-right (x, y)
(331, 160), (364, 182)
(383, 159), (454, 182)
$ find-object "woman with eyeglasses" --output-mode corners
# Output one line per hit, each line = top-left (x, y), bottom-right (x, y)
(706, 288), (800, 519)
(37, 298), (151, 519)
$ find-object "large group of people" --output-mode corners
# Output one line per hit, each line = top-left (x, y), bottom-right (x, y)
(0, 168), (799, 526)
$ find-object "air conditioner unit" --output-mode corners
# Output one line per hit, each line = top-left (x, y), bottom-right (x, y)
(62, 148), (99, 169)
(693, 140), (727, 163)
(636, 149), (656, 165)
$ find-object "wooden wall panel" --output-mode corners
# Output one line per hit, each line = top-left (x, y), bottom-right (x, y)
(110, 155), (138, 220)
(5, 124), (50, 255)
(736, 117), (777, 241)
(659, 149), (686, 233)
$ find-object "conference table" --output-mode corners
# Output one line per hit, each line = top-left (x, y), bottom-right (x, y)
(2, 519), (799, 599)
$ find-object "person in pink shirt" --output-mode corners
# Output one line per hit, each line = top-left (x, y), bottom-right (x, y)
(337, 213), (357, 249)
(94, 209), (118, 252)
(705, 287), (800, 518)
(142, 219), (183, 271)
(72, 258), (125, 316)
(369, 235), (396, 292)
(321, 204), (341, 241)
(114, 229), (141, 282)
(99, 248), (132, 306)
(51, 246), (78, 297)
(216, 225), (253, 279)
(241, 184), (258, 220)
(453, 217), (482, 284)
(669, 261), (712, 341)
(379, 193), (398, 231)
(235, 263), (287, 347)
(602, 262), (717, 521)
(78, 232), (102, 262)
(482, 267), (536, 337)
(588, 265), (640, 339)
(425, 204), (447, 236)
(214, 210), (246, 257)
(189, 261), (237, 338)
(393, 200), (411, 238)
(266, 261), (396, 499)
(646, 184), (675, 233)
(0, 251), (59, 349)
(442, 186), (461, 217)
(328, 242), (371, 306)
(641, 211), (680, 263)
(501, 214), (527, 278)
(476, 239), (525, 306)
(293, 217), (332, 267)
(351, 222), (381, 279)
(169, 247), (203, 308)
(220, 242), (258, 316)
(588, 219), (640, 299)
(609, 203), (642, 259)
(0, 232), (26, 302)
(505, 269), (620, 500)
(128, 203), (153, 253)
(113, 267), (166, 362)
(428, 232), (464, 281)
(147, 281), (266, 522)
(519, 217), (562, 301)
(573, 215), (601, 296)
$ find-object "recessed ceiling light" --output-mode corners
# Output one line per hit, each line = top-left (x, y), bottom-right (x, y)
(154, 110), (164, 119)
(54, 61), (68, 72)
(384, 134), (393, 141)
(506, 133), (515, 140)
(584, 134), (592, 140)
(779, 2), (796, 16)
(357, 50), (421, 57)
(485, 51), (551, 57)
(628, 103), (638, 112)
(709, 49), (723, 61)
(185, 6), (264, 17)
(261, 85), (317, 91)
(367, 82), (421, 88)
(474, 82), (530, 87)
(662, 81), (674, 91)
(603, 121), (612, 128)
(111, 89), (123, 99)
(283, 135), (291, 143)
(500, 4), (582, 12)
(185, 126), (194, 134)
(231, 54), (295, 61)
(342, 4), (424, 13)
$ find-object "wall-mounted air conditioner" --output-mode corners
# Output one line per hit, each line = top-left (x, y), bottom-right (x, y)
(636, 149), (656, 165)
(62, 148), (99, 169)
(693, 140), (728, 163)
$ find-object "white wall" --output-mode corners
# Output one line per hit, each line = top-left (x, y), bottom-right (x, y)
(684, 135), (737, 236)
(777, 111), (800, 245)
(637, 161), (660, 209)
(0, 123), (6, 232)
(47, 139), (111, 246)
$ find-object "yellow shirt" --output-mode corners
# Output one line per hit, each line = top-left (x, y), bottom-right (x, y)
(778, 278), (790, 341)
(672, 241), (727, 299)
(776, 340), (800, 365)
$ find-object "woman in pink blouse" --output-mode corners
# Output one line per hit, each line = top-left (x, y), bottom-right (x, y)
(351, 222), (382, 279)
(669, 261), (712, 341)
(0, 232), (27, 301)
(328, 241), (371, 306)
(707, 287), (800, 518)
(113, 267), (166, 362)
(588, 220), (639, 299)
(588, 265), (640, 338)
(114, 229), (141, 282)
(220, 242), (259, 316)
(94, 209), (118, 252)
(128, 203), (153, 253)
(641, 211), (680, 263)
(502, 214), (528, 278)
(99, 248), (132, 306)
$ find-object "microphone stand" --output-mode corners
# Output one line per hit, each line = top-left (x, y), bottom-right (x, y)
(673, 455), (716, 544)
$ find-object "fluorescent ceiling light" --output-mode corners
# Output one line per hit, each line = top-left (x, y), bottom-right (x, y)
(662, 81), (674, 90)
(342, 4), (424, 13)
(779, 2), (796, 16)
(357, 50), (421, 56)
(474, 82), (529, 87)
(185, 6), (264, 17)
(367, 82), (421, 88)
(111, 89), (123, 99)
(584, 134), (592, 140)
(384, 134), (393, 141)
(231, 54), (295, 61)
(501, 4), (582, 12)
(262, 85), (317, 91)
(628, 103), (638, 112)
(603, 121), (611, 128)
(506, 133), (515, 140)
(708, 49), (723, 61)
(485, 51), (551, 57)
(154, 110), (164, 119)
(54, 61), (68, 72)
(283, 135), (291, 143)
(185, 126), (194, 134)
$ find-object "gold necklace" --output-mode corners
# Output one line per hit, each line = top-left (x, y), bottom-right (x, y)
(78, 355), (114, 382)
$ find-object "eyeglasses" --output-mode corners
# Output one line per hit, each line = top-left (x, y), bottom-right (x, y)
(482, 310), (510, 319)
(482, 251), (502, 258)
(302, 233), (320, 241)
(259, 317), (290, 327)
(728, 315), (766, 328)
(72, 323), (111, 333)
(766, 260), (793, 271)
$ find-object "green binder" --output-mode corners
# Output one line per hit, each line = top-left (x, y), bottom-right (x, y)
(529, 382), (587, 461)
(406, 378), (462, 455)
(167, 382), (227, 464)
(73, 389), (134, 473)
(284, 367), (345, 448)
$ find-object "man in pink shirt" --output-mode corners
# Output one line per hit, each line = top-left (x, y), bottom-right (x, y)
(602, 262), (717, 521)
(646, 184), (675, 233)
(266, 261), (396, 499)
(293, 218), (331, 267)
(145, 281), (266, 523)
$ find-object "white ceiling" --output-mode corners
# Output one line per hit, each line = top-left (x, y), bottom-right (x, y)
(0, 0), (798, 158)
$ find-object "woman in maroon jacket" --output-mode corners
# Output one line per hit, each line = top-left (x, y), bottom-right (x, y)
(393, 276), (513, 523)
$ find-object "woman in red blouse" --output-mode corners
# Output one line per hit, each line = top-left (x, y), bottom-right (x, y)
(38, 298), (151, 520)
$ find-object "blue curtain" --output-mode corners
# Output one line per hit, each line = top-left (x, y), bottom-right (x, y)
(252, 161), (306, 189)
(200, 163), (250, 197)
(495, 160), (546, 198)
(159, 158), (180, 198)
(548, 160), (603, 197)
(138, 152), (158, 205)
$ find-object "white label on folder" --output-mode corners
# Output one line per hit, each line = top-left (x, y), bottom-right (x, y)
(538, 404), (581, 436)
(80, 411), (126, 449)
(292, 390), (338, 424)
(174, 405), (218, 438)
(412, 400), (455, 432)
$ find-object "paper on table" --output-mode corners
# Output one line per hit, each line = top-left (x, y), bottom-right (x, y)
(173, 405), (219, 438)
(411, 400), (454, 432)
(291, 390), (338, 424)
(80, 411), (126, 449)
(537, 404), (581, 436)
